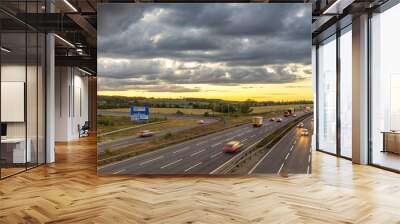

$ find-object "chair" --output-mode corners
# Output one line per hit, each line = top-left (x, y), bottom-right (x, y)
(79, 121), (90, 138)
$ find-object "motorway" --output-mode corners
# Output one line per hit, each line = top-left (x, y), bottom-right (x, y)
(98, 118), (216, 153)
(249, 117), (313, 175)
(98, 112), (310, 175)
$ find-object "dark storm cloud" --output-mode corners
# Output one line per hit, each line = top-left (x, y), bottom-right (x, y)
(98, 3), (311, 91)
(98, 77), (200, 92)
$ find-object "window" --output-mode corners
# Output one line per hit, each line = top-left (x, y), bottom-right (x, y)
(370, 3), (400, 171)
(317, 35), (337, 154)
(339, 27), (352, 158)
(0, 4), (46, 179)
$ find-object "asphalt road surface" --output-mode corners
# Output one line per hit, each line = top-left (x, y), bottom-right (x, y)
(98, 112), (310, 175)
(249, 117), (314, 175)
(98, 119), (216, 153)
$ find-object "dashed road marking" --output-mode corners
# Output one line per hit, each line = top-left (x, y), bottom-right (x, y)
(191, 149), (206, 157)
(160, 159), (182, 169)
(184, 162), (202, 173)
(113, 169), (126, 174)
(211, 142), (221, 147)
(173, 146), (190, 154)
(139, 156), (164, 166)
(285, 152), (290, 160)
(196, 140), (207, 146)
(210, 152), (223, 158)
(277, 163), (285, 175)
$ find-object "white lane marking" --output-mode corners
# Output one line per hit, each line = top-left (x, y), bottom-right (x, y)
(210, 152), (223, 158)
(307, 165), (310, 174)
(173, 146), (190, 154)
(308, 154), (311, 163)
(293, 140), (297, 145)
(184, 162), (202, 173)
(290, 145), (294, 152)
(285, 152), (290, 160)
(248, 129), (296, 175)
(241, 138), (248, 143)
(211, 142), (221, 147)
(113, 169), (126, 174)
(251, 135), (257, 138)
(160, 159), (182, 169)
(225, 137), (234, 141)
(211, 136), (221, 141)
(277, 163), (285, 175)
(98, 122), (254, 170)
(196, 140), (207, 146)
(139, 156), (164, 166)
(191, 149), (206, 157)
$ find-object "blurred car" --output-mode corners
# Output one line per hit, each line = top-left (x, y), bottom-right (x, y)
(276, 118), (283, 122)
(223, 141), (243, 153)
(297, 122), (304, 128)
(138, 130), (154, 137)
(198, 120), (205, 124)
(270, 117), (276, 121)
(283, 111), (290, 117)
(301, 128), (309, 136)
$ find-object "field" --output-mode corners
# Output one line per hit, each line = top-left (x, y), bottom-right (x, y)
(98, 118), (198, 143)
(250, 104), (313, 114)
(97, 115), (166, 134)
(103, 107), (218, 115)
(100, 104), (312, 116)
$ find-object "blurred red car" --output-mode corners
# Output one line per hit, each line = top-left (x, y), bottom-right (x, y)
(223, 141), (243, 153)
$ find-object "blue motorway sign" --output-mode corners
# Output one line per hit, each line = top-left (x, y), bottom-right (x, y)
(130, 106), (149, 121)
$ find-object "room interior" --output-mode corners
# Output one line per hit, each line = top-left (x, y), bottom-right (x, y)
(0, 0), (400, 222)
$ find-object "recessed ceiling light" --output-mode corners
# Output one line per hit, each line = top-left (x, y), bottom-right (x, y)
(63, 0), (78, 12)
(1, 47), (11, 53)
(78, 67), (92, 76)
(54, 34), (75, 48)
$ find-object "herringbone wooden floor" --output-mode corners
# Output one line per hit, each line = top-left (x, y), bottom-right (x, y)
(1, 136), (400, 224)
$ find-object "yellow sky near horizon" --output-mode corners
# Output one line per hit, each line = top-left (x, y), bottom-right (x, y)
(98, 80), (313, 102)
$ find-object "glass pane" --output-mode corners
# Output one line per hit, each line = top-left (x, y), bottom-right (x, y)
(371, 4), (400, 171)
(317, 36), (337, 154)
(340, 28), (352, 158)
(38, 33), (45, 165)
(1, 31), (27, 177)
(27, 31), (38, 169)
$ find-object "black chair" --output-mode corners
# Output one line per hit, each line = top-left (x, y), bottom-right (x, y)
(79, 121), (90, 138)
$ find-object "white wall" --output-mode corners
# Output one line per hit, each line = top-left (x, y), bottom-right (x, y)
(55, 67), (89, 141)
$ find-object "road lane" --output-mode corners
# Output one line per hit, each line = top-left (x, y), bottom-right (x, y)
(249, 117), (313, 175)
(98, 112), (309, 175)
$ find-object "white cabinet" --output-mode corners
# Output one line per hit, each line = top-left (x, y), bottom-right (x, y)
(1, 138), (31, 163)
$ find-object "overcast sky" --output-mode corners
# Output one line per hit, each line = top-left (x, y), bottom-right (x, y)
(98, 3), (312, 101)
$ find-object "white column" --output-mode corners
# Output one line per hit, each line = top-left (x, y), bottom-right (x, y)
(352, 14), (369, 164)
(45, 1), (55, 163)
(46, 33), (55, 163)
(312, 45), (317, 151)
